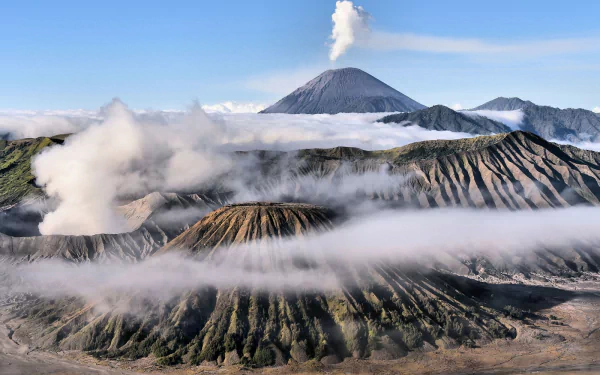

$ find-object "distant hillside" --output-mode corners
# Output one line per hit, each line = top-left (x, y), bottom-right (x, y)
(261, 67), (426, 114)
(3, 131), (600, 367)
(472, 97), (535, 111)
(472, 97), (600, 141)
(378, 105), (511, 135)
(9, 202), (517, 367)
(0, 135), (67, 208)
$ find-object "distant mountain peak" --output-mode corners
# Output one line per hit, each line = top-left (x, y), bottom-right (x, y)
(378, 105), (511, 135)
(260, 67), (426, 114)
(472, 97), (535, 111)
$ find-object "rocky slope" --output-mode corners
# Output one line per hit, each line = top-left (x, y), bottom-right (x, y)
(0, 192), (218, 263)
(472, 97), (535, 111)
(6, 203), (518, 367)
(260, 68), (425, 114)
(158, 202), (336, 255)
(0, 135), (67, 207)
(2, 131), (600, 368)
(473, 97), (600, 141)
(378, 105), (511, 135)
(243, 131), (600, 210)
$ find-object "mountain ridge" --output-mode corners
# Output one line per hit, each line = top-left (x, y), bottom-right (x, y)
(472, 97), (535, 111)
(377, 105), (512, 135)
(471, 97), (600, 141)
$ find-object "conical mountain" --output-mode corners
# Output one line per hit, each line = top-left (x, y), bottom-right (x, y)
(378, 105), (511, 135)
(158, 202), (335, 255)
(260, 67), (425, 114)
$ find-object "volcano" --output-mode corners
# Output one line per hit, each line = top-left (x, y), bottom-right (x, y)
(260, 67), (426, 114)
(7, 202), (519, 367)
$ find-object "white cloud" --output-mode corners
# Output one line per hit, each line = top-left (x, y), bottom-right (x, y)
(365, 32), (599, 57)
(0, 110), (100, 139)
(5, 206), (600, 301)
(210, 111), (472, 151)
(593, 107), (600, 113)
(22, 101), (600, 237)
(33, 100), (232, 235)
(30, 103), (474, 236)
(450, 103), (463, 111)
(552, 139), (600, 153)
(326, 2), (599, 58)
(329, 0), (370, 61)
(201, 101), (266, 114)
(463, 109), (525, 130)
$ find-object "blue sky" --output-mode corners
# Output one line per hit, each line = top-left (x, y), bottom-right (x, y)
(1, 0), (599, 110)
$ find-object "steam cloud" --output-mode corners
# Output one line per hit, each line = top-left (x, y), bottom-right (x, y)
(7, 99), (600, 236)
(329, 0), (370, 62)
(326, 1), (598, 59)
(33, 100), (232, 235)
(30, 101), (474, 236)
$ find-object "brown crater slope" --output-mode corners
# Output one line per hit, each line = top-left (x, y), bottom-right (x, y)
(158, 202), (335, 255)
(9, 203), (539, 368)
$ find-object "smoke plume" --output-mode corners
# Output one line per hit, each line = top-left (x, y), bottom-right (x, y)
(329, 0), (370, 62)
(33, 100), (232, 235)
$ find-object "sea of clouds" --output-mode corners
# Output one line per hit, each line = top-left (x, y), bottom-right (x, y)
(10, 99), (471, 236)
(1, 99), (598, 236)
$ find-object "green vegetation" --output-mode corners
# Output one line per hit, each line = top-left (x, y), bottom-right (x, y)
(0, 136), (65, 206)
(253, 347), (275, 367)
(503, 305), (527, 320)
(296, 132), (510, 164)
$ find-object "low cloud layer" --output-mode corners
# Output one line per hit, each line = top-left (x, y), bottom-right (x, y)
(201, 101), (266, 114)
(2, 206), (600, 304)
(2, 99), (598, 236)
(28, 100), (476, 236)
(463, 109), (525, 130)
(0, 110), (100, 139)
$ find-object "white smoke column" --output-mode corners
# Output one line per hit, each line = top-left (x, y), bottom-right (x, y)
(329, 0), (370, 62)
(33, 100), (232, 235)
(593, 107), (600, 114)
